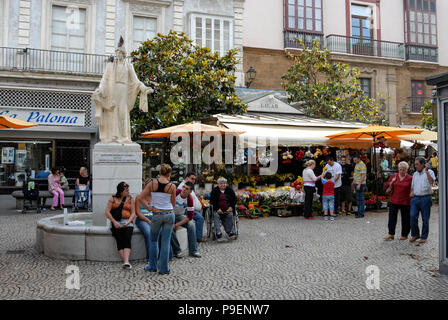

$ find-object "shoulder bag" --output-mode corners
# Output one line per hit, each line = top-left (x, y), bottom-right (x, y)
(110, 196), (127, 221)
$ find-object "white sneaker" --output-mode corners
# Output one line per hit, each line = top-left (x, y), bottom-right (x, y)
(123, 262), (132, 269)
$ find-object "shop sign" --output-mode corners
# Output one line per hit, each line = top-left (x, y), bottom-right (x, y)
(247, 95), (303, 114)
(0, 106), (85, 127)
(1, 147), (15, 164)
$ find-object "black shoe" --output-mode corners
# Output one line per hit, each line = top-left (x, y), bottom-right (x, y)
(216, 233), (222, 239)
(228, 232), (237, 240)
(173, 252), (182, 259)
(355, 215), (364, 218)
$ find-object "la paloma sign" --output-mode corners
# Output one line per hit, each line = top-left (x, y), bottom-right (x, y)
(0, 106), (85, 127)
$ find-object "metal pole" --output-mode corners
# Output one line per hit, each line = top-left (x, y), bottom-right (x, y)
(438, 97), (448, 274)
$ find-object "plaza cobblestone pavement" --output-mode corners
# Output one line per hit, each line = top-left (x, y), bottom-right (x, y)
(0, 195), (447, 300)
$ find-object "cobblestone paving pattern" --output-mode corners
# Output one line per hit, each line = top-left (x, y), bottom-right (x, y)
(1, 203), (447, 299)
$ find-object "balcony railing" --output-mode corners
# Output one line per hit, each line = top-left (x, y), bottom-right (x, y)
(405, 45), (438, 63)
(284, 31), (324, 50)
(0, 47), (109, 75)
(409, 96), (430, 113)
(326, 35), (405, 60)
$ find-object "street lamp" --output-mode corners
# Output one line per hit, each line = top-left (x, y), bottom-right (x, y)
(402, 104), (411, 114)
(245, 66), (257, 88)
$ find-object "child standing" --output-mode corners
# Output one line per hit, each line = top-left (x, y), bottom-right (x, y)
(322, 172), (336, 221)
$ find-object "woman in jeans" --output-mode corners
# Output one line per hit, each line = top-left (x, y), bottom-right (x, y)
(48, 167), (64, 211)
(136, 164), (176, 274)
(302, 160), (322, 220)
(105, 182), (135, 268)
(383, 161), (412, 241)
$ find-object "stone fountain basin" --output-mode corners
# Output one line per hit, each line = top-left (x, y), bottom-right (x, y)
(36, 212), (187, 261)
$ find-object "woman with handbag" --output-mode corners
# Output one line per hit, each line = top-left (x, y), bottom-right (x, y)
(105, 181), (136, 268)
(383, 161), (412, 241)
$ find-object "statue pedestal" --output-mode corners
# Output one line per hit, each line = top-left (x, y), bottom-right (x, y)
(92, 143), (142, 226)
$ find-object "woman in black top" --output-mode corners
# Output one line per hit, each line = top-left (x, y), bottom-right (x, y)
(75, 167), (91, 209)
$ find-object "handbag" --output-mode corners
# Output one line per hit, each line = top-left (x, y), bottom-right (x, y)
(385, 174), (397, 195)
(110, 196), (127, 221)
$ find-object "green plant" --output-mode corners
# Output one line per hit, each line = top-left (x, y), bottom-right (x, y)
(282, 39), (384, 124)
(421, 100), (437, 131)
(130, 31), (247, 139)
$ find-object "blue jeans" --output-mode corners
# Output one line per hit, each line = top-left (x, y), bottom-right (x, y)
(410, 195), (432, 240)
(322, 195), (335, 212)
(189, 210), (204, 240)
(74, 185), (91, 208)
(214, 212), (233, 235)
(135, 216), (152, 262)
(171, 215), (198, 255)
(355, 184), (366, 216)
(149, 212), (174, 273)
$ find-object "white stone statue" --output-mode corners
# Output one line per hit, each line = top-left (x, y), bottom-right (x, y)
(93, 37), (153, 144)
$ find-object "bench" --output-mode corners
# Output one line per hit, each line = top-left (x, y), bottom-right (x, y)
(12, 189), (76, 210)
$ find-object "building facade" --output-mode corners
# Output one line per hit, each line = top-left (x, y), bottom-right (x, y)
(242, 0), (448, 127)
(0, 0), (245, 192)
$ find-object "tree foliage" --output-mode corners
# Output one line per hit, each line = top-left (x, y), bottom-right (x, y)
(281, 39), (384, 123)
(420, 100), (437, 131)
(130, 31), (246, 139)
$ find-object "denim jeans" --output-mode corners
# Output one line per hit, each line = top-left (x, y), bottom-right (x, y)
(149, 212), (174, 273)
(135, 216), (152, 262)
(171, 215), (198, 255)
(214, 212), (233, 235)
(410, 195), (432, 240)
(322, 195), (335, 212)
(189, 210), (204, 240)
(355, 184), (366, 216)
(74, 185), (91, 208)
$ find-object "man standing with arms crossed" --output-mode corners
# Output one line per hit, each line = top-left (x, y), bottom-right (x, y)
(409, 157), (435, 244)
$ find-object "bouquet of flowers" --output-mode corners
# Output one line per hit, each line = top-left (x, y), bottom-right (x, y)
(281, 151), (294, 164)
(291, 176), (304, 192)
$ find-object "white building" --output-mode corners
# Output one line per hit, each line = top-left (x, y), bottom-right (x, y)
(0, 0), (246, 192)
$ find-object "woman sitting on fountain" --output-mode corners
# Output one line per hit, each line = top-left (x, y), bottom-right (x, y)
(105, 181), (136, 269)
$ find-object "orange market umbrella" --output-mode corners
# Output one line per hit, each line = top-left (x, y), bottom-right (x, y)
(141, 121), (244, 137)
(326, 125), (423, 140)
(0, 115), (37, 129)
(326, 125), (423, 209)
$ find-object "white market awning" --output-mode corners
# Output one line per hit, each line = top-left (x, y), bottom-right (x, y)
(222, 122), (365, 147)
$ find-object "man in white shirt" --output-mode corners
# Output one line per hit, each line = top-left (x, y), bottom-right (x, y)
(325, 156), (343, 214)
(409, 157), (435, 244)
(178, 172), (205, 242)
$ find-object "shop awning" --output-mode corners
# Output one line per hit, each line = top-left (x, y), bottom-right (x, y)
(214, 113), (369, 147)
(221, 122), (367, 147)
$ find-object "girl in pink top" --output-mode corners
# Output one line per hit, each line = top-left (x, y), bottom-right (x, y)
(48, 168), (64, 211)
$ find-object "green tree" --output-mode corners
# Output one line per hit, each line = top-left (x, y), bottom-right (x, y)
(130, 31), (246, 139)
(420, 100), (437, 131)
(281, 39), (384, 123)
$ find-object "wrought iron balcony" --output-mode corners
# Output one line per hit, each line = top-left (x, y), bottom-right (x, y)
(326, 35), (405, 60)
(405, 45), (438, 63)
(0, 47), (110, 76)
(409, 96), (430, 113)
(284, 30), (324, 50)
